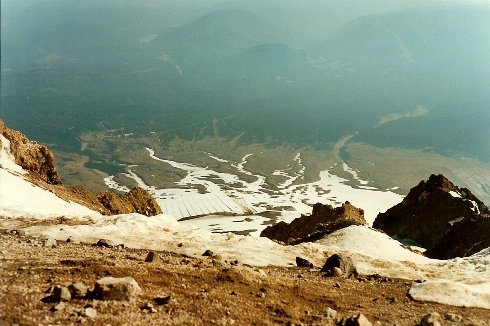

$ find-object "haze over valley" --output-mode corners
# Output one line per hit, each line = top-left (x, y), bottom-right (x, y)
(2, 0), (490, 228)
(2, 2), (490, 323)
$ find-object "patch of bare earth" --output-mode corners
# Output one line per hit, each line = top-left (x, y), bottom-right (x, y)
(0, 233), (488, 326)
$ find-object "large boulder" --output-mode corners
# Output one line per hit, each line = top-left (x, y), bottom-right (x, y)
(373, 174), (489, 249)
(321, 253), (357, 278)
(92, 277), (142, 301)
(260, 201), (366, 245)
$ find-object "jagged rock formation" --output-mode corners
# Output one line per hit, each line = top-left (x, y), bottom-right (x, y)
(373, 174), (489, 251)
(97, 191), (135, 215)
(0, 119), (162, 217)
(425, 215), (490, 259)
(0, 120), (62, 185)
(260, 202), (366, 245)
(121, 187), (163, 216)
(97, 188), (162, 216)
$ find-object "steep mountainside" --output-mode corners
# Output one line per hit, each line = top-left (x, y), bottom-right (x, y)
(0, 120), (161, 216)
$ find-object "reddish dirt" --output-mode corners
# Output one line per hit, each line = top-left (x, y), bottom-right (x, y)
(0, 233), (488, 326)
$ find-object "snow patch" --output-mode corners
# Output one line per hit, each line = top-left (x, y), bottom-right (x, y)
(448, 216), (465, 226)
(467, 200), (480, 214)
(342, 163), (369, 185)
(449, 190), (462, 198)
(409, 279), (490, 309)
(316, 226), (428, 264)
(104, 175), (130, 193)
(130, 147), (403, 225)
(0, 169), (99, 219)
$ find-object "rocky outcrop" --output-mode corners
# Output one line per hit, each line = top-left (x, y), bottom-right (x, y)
(97, 191), (135, 215)
(373, 174), (489, 249)
(0, 119), (62, 184)
(122, 187), (163, 216)
(425, 215), (490, 259)
(96, 187), (162, 216)
(0, 120), (162, 217)
(260, 202), (366, 245)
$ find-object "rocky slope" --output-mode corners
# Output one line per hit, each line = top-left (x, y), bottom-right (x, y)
(373, 174), (489, 249)
(260, 202), (366, 245)
(426, 215), (490, 259)
(1, 232), (488, 326)
(0, 119), (162, 216)
(0, 119), (62, 185)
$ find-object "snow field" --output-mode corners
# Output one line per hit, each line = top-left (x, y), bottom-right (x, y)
(105, 148), (403, 227)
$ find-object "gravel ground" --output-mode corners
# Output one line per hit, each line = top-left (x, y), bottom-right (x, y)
(0, 232), (488, 326)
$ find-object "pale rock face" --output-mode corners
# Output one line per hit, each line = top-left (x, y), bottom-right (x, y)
(419, 312), (443, 326)
(68, 282), (88, 299)
(93, 277), (142, 301)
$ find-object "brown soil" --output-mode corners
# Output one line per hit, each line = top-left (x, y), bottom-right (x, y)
(1, 233), (488, 326)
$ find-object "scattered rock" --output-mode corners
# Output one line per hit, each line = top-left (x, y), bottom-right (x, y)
(92, 276), (142, 301)
(51, 285), (71, 302)
(261, 202), (367, 245)
(321, 254), (357, 277)
(444, 313), (462, 322)
(49, 302), (65, 312)
(68, 282), (88, 299)
(319, 307), (337, 319)
(419, 312), (443, 326)
(202, 250), (214, 257)
(329, 267), (343, 277)
(11, 229), (26, 237)
(141, 302), (157, 313)
(153, 295), (171, 305)
(83, 307), (97, 318)
(95, 239), (114, 248)
(144, 251), (161, 263)
(296, 257), (314, 268)
(338, 313), (372, 326)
